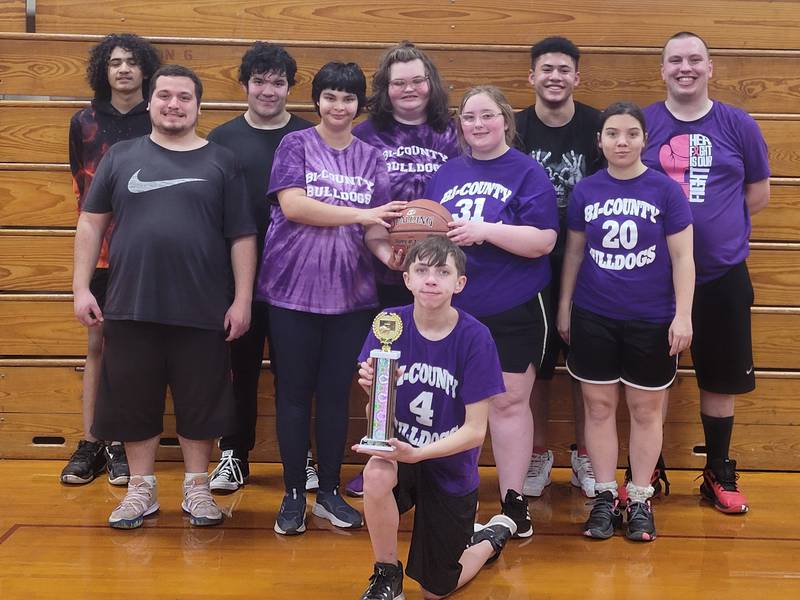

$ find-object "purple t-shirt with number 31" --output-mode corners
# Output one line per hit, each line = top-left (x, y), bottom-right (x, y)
(359, 304), (505, 496)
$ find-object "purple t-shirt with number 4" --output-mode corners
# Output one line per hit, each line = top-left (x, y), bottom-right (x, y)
(256, 127), (391, 314)
(424, 148), (558, 317)
(568, 168), (693, 323)
(359, 304), (505, 496)
(642, 101), (770, 284)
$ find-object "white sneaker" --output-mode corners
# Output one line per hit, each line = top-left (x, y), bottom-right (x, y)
(570, 449), (596, 497)
(305, 462), (319, 492)
(108, 476), (159, 529)
(522, 450), (553, 497)
(183, 475), (224, 527)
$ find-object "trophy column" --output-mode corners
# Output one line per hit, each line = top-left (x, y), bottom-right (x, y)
(359, 312), (403, 451)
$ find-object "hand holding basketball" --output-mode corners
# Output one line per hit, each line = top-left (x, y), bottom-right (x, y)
(359, 200), (408, 228)
(447, 219), (489, 247)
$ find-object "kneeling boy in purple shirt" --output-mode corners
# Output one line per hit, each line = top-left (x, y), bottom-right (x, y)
(354, 235), (511, 600)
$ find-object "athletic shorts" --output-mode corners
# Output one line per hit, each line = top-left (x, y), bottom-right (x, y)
(92, 320), (235, 442)
(538, 254), (567, 380)
(395, 462), (478, 597)
(566, 305), (677, 391)
(478, 289), (550, 374)
(691, 261), (755, 394)
(90, 268), (109, 311)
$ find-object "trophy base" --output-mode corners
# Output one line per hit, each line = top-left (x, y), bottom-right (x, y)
(358, 438), (395, 452)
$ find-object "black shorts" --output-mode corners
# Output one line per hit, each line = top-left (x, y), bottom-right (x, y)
(395, 462), (478, 597)
(478, 290), (550, 374)
(90, 268), (109, 310)
(539, 254), (567, 380)
(566, 305), (677, 391)
(92, 320), (235, 442)
(691, 261), (755, 394)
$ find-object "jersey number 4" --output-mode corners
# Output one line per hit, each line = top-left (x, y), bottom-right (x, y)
(409, 391), (434, 426)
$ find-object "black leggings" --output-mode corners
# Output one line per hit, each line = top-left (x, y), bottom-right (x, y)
(268, 305), (373, 492)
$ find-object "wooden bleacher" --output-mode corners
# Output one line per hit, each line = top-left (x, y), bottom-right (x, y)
(1, 1), (798, 470)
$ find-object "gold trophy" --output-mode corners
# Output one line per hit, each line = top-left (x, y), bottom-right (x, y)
(359, 312), (403, 451)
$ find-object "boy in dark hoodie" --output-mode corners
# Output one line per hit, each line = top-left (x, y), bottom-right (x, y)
(62, 33), (161, 487)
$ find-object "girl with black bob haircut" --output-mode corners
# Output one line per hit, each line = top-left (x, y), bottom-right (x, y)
(86, 33), (161, 101)
(311, 61), (368, 116)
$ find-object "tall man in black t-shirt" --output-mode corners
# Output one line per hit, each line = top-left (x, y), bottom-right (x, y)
(206, 42), (314, 493)
(515, 37), (602, 499)
(73, 65), (257, 530)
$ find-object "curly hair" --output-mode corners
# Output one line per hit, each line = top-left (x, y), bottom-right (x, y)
(86, 33), (161, 101)
(238, 41), (297, 87)
(529, 36), (581, 69)
(366, 41), (451, 133)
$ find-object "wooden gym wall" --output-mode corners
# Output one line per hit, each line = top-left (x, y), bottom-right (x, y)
(1, 1), (799, 469)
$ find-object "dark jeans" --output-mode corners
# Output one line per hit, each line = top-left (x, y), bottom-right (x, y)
(268, 304), (373, 492)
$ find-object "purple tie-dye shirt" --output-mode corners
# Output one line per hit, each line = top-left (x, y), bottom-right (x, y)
(642, 101), (770, 284)
(354, 118), (460, 285)
(256, 127), (391, 314)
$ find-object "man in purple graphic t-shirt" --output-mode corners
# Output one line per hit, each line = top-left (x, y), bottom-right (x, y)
(643, 31), (770, 515)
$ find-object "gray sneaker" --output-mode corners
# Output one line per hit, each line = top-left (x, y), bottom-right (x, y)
(182, 475), (224, 527)
(108, 476), (159, 529)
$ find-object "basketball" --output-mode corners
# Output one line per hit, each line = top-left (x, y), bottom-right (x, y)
(388, 199), (453, 252)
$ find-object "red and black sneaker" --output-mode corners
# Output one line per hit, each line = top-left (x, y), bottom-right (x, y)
(700, 458), (749, 514)
(618, 454), (671, 506)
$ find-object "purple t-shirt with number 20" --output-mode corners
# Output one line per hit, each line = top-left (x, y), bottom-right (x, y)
(256, 127), (391, 314)
(568, 168), (693, 322)
(424, 148), (558, 317)
(359, 304), (505, 496)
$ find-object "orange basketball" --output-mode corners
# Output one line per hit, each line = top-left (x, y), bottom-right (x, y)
(388, 199), (453, 253)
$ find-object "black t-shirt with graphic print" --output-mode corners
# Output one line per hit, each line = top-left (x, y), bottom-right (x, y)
(83, 136), (257, 330)
(515, 102), (603, 261)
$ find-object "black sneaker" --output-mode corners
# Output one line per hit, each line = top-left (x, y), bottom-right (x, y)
(583, 490), (622, 539)
(313, 487), (363, 528)
(60, 440), (106, 484)
(626, 499), (656, 542)
(469, 514), (517, 565)
(274, 488), (306, 535)
(500, 489), (533, 538)
(209, 449), (249, 493)
(619, 453), (670, 505)
(105, 443), (129, 486)
(359, 561), (404, 600)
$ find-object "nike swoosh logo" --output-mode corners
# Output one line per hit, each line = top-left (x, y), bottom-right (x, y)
(127, 169), (206, 193)
(746, 366), (753, 375)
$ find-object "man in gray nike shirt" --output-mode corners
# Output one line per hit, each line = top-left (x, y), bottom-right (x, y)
(73, 65), (257, 530)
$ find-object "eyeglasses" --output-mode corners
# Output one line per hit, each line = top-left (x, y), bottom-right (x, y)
(459, 112), (503, 125)
(389, 76), (429, 90)
(108, 58), (139, 68)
